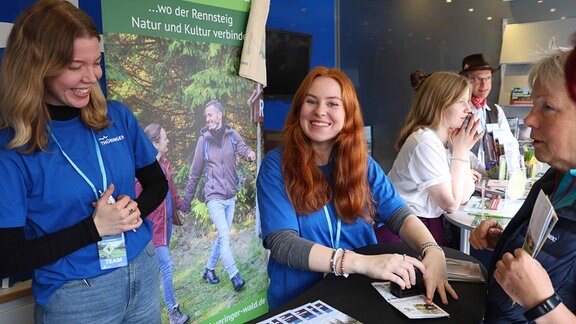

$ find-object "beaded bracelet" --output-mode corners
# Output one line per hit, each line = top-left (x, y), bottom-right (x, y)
(329, 249), (337, 274)
(340, 250), (350, 278)
(419, 242), (443, 258)
(332, 248), (344, 276)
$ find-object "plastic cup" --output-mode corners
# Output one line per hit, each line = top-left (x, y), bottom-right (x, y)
(507, 167), (527, 200)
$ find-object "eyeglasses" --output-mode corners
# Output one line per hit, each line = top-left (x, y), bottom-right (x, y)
(470, 76), (492, 83)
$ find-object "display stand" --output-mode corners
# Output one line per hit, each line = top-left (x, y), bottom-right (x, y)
(498, 17), (576, 122)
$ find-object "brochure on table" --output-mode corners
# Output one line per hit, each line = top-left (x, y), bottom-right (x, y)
(371, 282), (449, 319)
(257, 300), (363, 323)
(464, 195), (524, 218)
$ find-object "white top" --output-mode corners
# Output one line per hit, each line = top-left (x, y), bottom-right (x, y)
(388, 128), (451, 218)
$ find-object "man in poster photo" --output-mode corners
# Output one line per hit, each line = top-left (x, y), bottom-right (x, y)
(181, 99), (256, 292)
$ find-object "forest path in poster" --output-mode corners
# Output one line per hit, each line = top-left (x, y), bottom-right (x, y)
(168, 214), (268, 322)
(101, 0), (269, 322)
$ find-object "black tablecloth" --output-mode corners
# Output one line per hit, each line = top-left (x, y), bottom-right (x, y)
(250, 242), (487, 323)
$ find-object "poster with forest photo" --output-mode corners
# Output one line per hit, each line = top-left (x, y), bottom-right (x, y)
(101, 0), (268, 322)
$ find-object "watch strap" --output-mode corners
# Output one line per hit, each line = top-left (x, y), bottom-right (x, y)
(523, 292), (562, 322)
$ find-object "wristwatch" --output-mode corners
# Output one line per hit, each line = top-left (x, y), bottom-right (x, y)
(523, 292), (562, 322)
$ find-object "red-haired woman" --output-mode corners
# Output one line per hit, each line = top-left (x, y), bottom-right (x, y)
(257, 66), (457, 310)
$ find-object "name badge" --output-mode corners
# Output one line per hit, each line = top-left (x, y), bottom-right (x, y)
(98, 233), (128, 270)
(485, 123), (499, 133)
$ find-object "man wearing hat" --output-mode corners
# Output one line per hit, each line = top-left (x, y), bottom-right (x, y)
(460, 53), (517, 177)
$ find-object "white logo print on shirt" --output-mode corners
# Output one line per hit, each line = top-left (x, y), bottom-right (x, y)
(98, 135), (125, 145)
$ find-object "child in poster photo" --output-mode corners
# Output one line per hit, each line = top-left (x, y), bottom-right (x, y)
(140, 123), (191, 324)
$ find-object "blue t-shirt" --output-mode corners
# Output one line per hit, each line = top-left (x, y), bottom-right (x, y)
(0, 101), (157, 306)
(257, 147), (407, 310)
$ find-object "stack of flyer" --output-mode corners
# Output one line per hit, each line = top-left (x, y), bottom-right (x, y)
(257, 300), (362, 323)
(464, 195), (524, 219)
(446, 258), (485, 282)
(371, 282), (449, 319)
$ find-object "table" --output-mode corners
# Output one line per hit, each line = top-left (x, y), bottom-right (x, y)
(444, 197), (524, 254)
(0, 280), (33, 324)
(250, 243), (487, 324)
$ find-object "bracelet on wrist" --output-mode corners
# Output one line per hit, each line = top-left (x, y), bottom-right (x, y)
(524, 293), (562, 322)
(419, 242), (443, 259)
(450, 157), (469, 164)
(332, 248), (344, 276)
(329, 249), (337, 275)
(340, 250), (350, 278)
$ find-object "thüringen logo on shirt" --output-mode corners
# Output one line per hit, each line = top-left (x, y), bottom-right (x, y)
(98, 135), (125, 145)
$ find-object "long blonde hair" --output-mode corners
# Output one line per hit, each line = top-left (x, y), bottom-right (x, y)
(396, 72), (471, 150)
(282, 66), (374, 223)
(0, 0), (109, 153)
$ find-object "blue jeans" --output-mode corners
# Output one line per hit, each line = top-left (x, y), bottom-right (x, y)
(35, 242), (161, 324)
(156, 213), (177, 309)
(206, 197), (238, 279)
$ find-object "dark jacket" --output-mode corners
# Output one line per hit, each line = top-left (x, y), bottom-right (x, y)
(485, 168), (576, 323)
(136, 156), (184, 247)
(183, 125), (254, 204)
(471, 102), (500, 157)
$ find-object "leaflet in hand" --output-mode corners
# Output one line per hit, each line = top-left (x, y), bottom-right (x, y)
(522, 189), (557, 257)
(371, 282), (449, 319)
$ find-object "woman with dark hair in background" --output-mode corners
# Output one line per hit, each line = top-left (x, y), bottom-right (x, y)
(410, 70), (430, 91)
(0, 1), (167, 322)
(257, 66), (457, 310)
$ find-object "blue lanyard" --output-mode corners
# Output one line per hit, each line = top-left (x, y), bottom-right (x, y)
(50, 130), (107, 200)
(323, 205), (341, 249)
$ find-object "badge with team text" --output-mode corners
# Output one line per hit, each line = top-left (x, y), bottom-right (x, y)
(97, 233), (128, 270)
